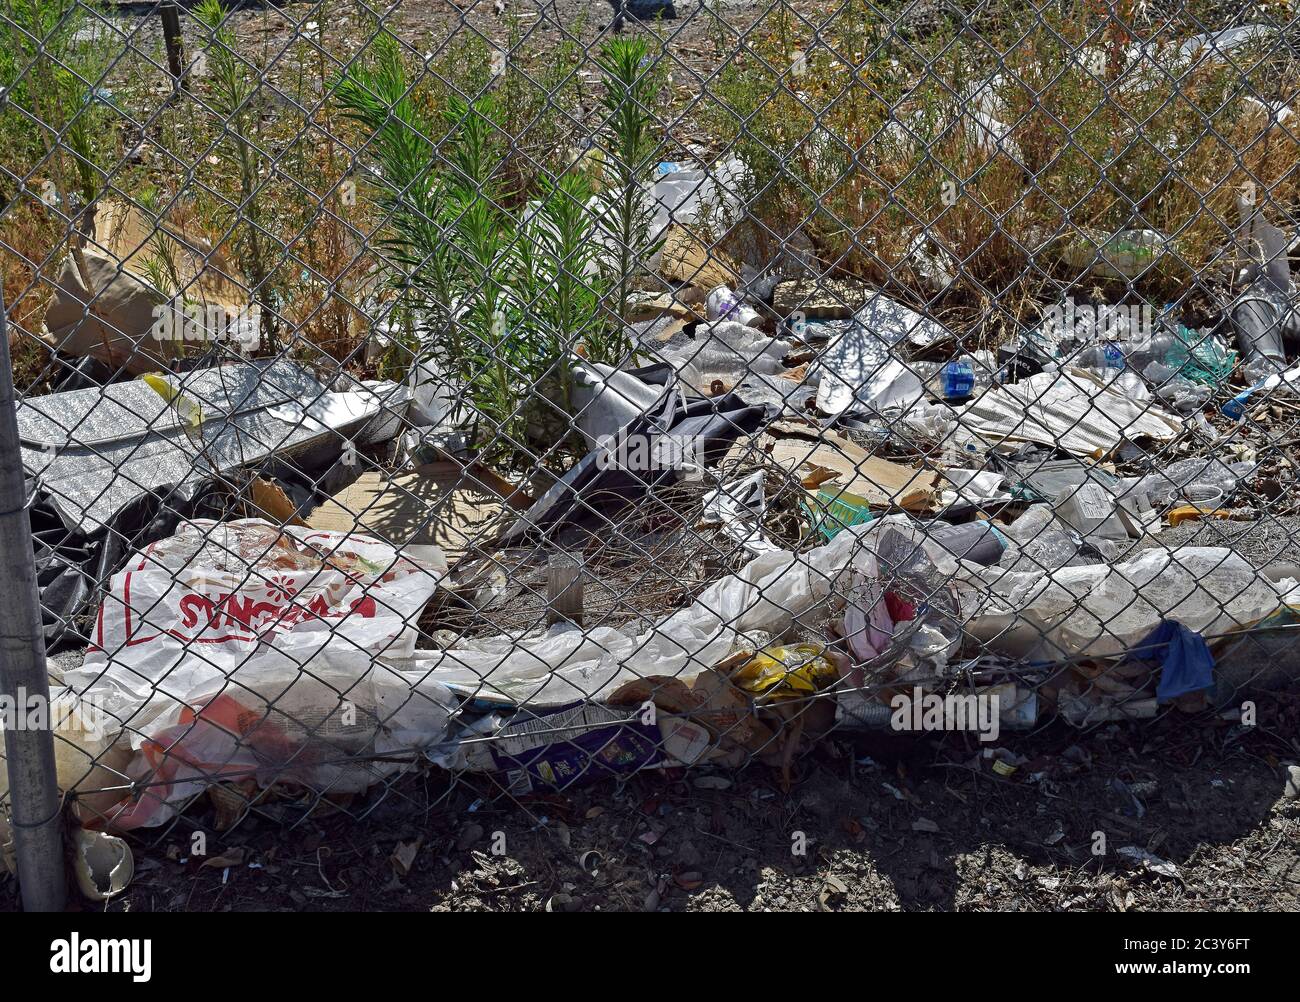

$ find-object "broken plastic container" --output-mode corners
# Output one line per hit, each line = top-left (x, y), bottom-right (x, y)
(705, 285), (761, 327)
(1053, 479), (1129, 541)
(1116, 456), (1255, 507)
(74, 829), (134, 901)
(997, 503), (1081, 572)
(801, 487), (875, 541)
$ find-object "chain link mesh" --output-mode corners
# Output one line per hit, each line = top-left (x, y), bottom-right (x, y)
(1, 0), (1298, 880)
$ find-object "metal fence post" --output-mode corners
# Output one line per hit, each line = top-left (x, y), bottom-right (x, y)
(160, 1), (188, 91)
(0, 296), (66, 912)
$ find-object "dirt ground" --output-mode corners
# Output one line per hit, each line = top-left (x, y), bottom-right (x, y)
(6, 697), (1295, 913)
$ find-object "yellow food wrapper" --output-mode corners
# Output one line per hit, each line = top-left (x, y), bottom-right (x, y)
(730, 644), (837, 699)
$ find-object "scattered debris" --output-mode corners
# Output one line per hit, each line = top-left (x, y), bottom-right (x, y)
(1116, 845), (1181, 879)
(41, 200), (253, 375)
(73, 829), (134, 902)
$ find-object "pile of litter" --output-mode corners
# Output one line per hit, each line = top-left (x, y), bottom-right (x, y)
(8, 163), (1300, 904)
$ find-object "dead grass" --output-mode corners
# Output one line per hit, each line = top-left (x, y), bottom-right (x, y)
(3, 0), (1299, 384)
(701, 0), (1300, 341)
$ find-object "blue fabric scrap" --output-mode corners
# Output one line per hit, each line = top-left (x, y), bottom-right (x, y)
(1130, 620), (1215, 702)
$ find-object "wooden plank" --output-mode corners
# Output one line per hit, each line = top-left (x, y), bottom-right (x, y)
(546, 551), (584, 626)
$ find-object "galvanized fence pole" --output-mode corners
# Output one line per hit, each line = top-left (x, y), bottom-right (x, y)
(0, 296), (66, 912)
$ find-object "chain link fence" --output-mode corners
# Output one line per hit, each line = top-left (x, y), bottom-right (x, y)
(2, 0), (1300, 903)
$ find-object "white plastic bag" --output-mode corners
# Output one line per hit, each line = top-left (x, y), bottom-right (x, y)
(68, 518), (445, 740)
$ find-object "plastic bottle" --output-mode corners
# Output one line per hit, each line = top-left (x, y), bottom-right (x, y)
(1076, 341), (1127, 370)
(1123, 332), (1175, 370)
(998, 503), (1081, 572)
(705, 285), (760, 327)
(920, 353), (995, 401)
(1076, 333), (1174, 372)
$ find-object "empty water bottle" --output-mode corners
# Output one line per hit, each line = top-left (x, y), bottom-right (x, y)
(1076, 341), (1125, 369)
(1123, 332), (1175, 371)
(921, 353), (994, 401)
(1076, 334), (1174, 372)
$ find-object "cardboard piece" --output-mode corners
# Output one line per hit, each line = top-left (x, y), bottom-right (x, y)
(307, 467), (515, 560)
(626, 291), (703, 324)
(41, 199), (251, 373)
(249, 477), (308, 527)
(761, 423), (936, 510)
(772, 277), (872, 319)
(659, 225), (740, 289)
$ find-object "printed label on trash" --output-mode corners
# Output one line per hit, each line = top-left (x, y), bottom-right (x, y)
(660, 717), (712, 765)
(85, 519), (442, 667)
(474, 702), (662, 793)
(941, 360), (975, 399)
(1075, 481), (1115, 520)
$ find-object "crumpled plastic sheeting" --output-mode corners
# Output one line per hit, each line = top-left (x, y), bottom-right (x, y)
(406, 517), (967, 705)
(59, 519), (452, 829)
(733, 370), (818, 418)
(970, 547), (1300, 661)
(571, 360), (674, 449)
(101, 653), (458, 830)
(656, 320), (791, 381)
(55, 514), (1300, 825)
(818, 357), (924, 417)
(649, 157), (747, 240)
(811, 294), (953, 416)
(1177, 23), (1277, 63)
(408, 518), (1300, 704)
(953, 367), (1184, 454)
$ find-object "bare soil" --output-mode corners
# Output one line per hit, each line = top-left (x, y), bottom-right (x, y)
(7, 699), (1296, 913)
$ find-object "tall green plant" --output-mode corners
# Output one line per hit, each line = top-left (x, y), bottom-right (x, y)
(333, 36), (456, 329)
(336, 39), (552, 467)
(526, 172), (607, 357)
(0, 0), (120, 330)
(594, 37), (665, 349)
(1, 0), (116, 209)
(513, 169), (614, 455)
